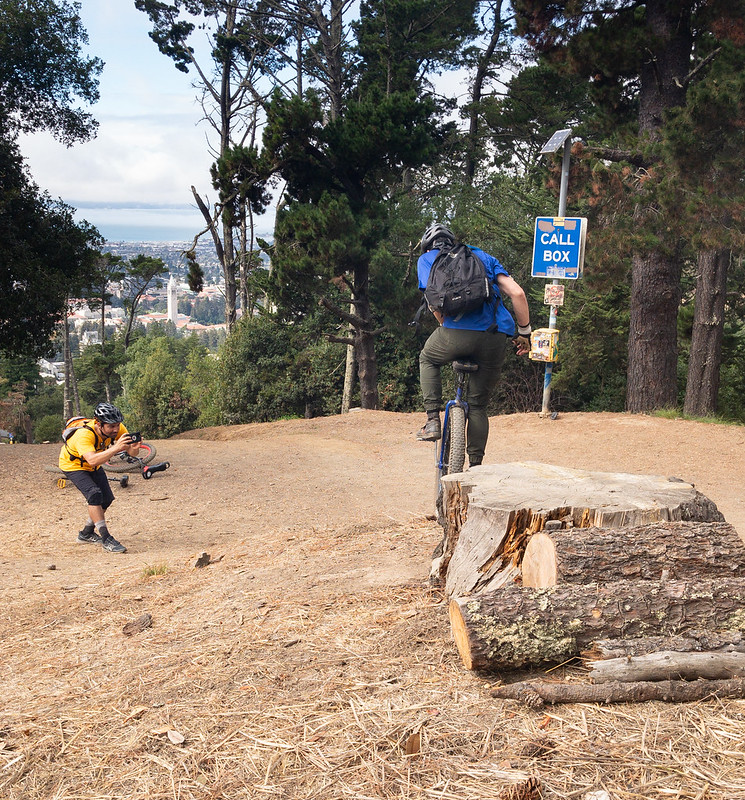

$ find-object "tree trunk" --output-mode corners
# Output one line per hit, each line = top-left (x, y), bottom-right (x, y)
(341, 305), (356, 414)
(491, 678), (745, 706)
(521, 521), (745, 589)
(222, 213), (237, 333)
(433, 462), (724, 597)
(588, 651), (745, 683)
(625, 0), (692, 412)
(626, 249), (682, 411)
(684, 248), (729, 416)
(355, 329), (378, 409)
(63, 315), (80, 418)
(465, 1), (504, 183)
(449, 578), (745, 671)
(63, 316), (73, 421)
(239, 199), (249, 317)
(352, 261), (378, 409)
(99, 288), (111, 401)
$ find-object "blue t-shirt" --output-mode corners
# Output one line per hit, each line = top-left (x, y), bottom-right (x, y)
(417, 246), (516, 334)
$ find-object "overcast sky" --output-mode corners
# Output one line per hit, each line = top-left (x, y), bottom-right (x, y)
(19, 0), (473, 243)
(20, 0), (244, 241)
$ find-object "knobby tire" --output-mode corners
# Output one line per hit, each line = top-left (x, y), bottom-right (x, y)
(104, 442), (157, 472)
(442, 405), (466, 476)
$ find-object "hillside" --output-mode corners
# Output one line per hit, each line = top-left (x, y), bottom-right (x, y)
(1, 411), (744, 799)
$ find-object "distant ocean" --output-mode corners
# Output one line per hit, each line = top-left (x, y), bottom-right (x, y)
(74, 204), (274, 244)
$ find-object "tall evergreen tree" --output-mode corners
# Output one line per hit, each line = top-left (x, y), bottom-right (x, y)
(512, 0), (745, 412)
(136, 0), (283, 330)
(0, 0), (103, 359)
(263, 0), (478, 409)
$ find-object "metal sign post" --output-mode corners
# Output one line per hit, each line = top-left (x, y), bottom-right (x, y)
(536, 129), (573, 417)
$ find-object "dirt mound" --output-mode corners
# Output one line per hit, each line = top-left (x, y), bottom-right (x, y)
(1, 410), (744, 798)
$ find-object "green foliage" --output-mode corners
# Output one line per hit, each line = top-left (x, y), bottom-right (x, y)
(0, 356), (42, 397)
(184, 347), (221, 428)
(549, 281), (630, 412)
(190, 296), (226, 326)
(353, 0), (479, 92)
(118, 334), (205, 437)
(25, 382), (63, 419)
(34, 413), (63, 443)
(217, 314), (345, 423)
(0, 130), (103, 359)
(74, 337), (126, 407)
(0, 0), (103, 143)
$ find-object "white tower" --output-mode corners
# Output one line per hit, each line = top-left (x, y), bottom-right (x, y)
(167, 275), (178, 325)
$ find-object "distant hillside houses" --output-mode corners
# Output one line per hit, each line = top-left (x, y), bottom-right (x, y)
(67, 275), (230, 336)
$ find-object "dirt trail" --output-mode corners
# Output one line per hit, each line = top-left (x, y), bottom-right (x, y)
(2, 410), (744, 585)
(1, 411), (745, 799)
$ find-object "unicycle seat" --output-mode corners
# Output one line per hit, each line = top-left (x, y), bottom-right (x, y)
(452, 360), (478, 373)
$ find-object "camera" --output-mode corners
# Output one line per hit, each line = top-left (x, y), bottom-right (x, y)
(128, 431), (142, 443)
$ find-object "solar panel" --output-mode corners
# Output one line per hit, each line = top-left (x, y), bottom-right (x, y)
(540, 128), (572, 154)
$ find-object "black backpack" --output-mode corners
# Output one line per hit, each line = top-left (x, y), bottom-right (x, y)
(423, 243), (492, 319)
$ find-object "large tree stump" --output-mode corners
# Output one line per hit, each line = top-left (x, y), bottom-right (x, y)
(434, 462), (724, 597)
(521, 521), (745, 588)
(449, 578), (745, 671)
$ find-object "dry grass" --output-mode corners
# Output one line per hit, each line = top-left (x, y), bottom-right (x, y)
(2, 521), (745, 799)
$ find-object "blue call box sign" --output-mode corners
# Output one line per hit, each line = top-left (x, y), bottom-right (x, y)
(531, 217), (587, 279)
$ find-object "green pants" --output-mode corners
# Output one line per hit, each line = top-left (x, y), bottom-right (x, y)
(419, 326), (508, 462)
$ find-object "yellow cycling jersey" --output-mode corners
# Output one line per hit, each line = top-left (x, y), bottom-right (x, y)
(58, 419), (129, 472)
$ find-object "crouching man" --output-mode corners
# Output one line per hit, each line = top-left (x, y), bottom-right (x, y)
(58, 402), (140, 553)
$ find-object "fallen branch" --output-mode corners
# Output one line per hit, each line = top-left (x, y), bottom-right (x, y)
(582, 630), (745, 660)
(588, 651), (745, 683)
(491, 678), (745, 706)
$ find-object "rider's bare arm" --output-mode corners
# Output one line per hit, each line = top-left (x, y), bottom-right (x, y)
(496, 274), (531, 355)
(81, 435), (137, 468)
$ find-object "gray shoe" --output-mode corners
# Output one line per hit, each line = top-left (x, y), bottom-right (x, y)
(102, 535), (127, 554)
(416, 416), (441, 441)
(77, 528), (103, 544)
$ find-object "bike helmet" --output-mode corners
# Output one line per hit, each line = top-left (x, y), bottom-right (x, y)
(420, 223), (455, 253)
(94, 402), (124, 424)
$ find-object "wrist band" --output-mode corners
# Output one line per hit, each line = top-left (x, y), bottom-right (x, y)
(517, 324), (532, 336)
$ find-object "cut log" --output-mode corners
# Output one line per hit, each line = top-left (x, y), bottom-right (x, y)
(434, 462), (724, 597)
(449, 578), (745, 671)
(521, 521), (745, 588)
(582, 630), (745, 660)
(588, 651), (745, 683)
(490, 678), (745, 706)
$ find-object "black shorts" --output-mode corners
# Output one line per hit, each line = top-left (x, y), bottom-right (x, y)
(67, 468), (115, 509)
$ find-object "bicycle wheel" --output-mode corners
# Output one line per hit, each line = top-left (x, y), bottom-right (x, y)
(442, 405), (466, 476)
(104, 441), (157, 472)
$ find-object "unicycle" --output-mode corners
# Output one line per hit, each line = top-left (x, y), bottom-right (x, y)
(436, 360), (478, 490)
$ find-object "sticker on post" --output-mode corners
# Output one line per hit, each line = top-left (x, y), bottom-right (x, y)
(544, 284), (565, 306)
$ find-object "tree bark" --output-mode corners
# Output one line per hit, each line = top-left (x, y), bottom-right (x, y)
(341, 304), (356, 413)
(433, 462), (724, 596)
(465, 0), (505, 183)
(491, 678), (745, 706)
(352, 260), (378, 409)
(625, 0), (692, 412)
(626, 248), (682, 412)
(449, 578), (745, 671)
(582, 630), (745, 660)
(683, 249), (729, 417)
(588, 651), (745, 683)
(521, 521), (745, 589)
